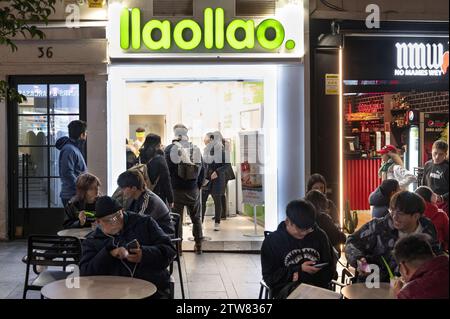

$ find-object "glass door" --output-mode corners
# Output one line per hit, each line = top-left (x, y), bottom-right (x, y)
(8, 76), (86, 238)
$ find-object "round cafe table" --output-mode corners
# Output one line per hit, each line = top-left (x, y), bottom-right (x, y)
(41, 276), (157, 299)
(57, 228), (93, 240)
(341, 282), (396, 299)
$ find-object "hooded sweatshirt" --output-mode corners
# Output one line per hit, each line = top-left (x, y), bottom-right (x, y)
(261, 222), (335, 298)
(422, 159), (449, 202)
(56, 137), (87, 200)
(369, 187), (390, 218)
(397, 256), (449, 299)
(423, 202), (449, 251)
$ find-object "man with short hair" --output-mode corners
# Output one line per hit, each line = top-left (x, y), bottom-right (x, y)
(165, 124), (204, 254)
(261, 199), (335, 299)
(393, 233), (449, 299)
(345, 191), (442, 283)
(56, 120), (87, 207)
(80, 196), (176, 298)
(422, 140), (449, 214)
(117, 170), (174, 236)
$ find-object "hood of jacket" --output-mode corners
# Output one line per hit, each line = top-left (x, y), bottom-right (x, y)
(369, 187), (389, 207)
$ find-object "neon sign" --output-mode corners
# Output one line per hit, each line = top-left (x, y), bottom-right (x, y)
(120, 7), (296, 52)
(394, 42), (449, 77)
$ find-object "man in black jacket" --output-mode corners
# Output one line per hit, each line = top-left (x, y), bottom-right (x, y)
(165, 124), (205, 254)
(117, 170), (174, 236)
(80, 196), (176, 298)
(261, 199), (335, 299)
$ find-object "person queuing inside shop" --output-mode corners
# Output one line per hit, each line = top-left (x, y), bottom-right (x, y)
(304, 190), (346, 251)
(345, 191), (442, 283)
(393, 233), (449, 299)
(377, 144), (416, 190)
(165, 124), (205, 254)
(306, 174), (339, 225)
(117, 170), (174, 237)
(415, 186), (449, 251)
(80, 196), (176, 299)
(133, 127), (146, 153)
(261, 199), (335, 299)
(422, 140), (449, 215)
(369, 179), (400, 219)
(201, 131), (233, 231)
(139, 133), (174, 209)
(56, 120), (88, 207)
(63, 173), (101, 229)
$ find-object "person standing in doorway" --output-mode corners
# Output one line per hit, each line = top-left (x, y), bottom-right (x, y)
(133, 127), (146, 153)
(202, 131), (233, 231)
(139, 134), (174, 209)
(56, 120), (87, 207)
(165, 124), (205, 254)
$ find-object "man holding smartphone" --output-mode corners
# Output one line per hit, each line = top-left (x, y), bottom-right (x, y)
(79, 196), (176, 298)
(261, 200), (335, 299)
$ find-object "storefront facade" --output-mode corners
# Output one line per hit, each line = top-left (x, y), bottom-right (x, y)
(310, 19), (449, 226)
(1, 0), (309, 239)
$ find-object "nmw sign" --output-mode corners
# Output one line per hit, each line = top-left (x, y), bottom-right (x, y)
(395, 42), (449, 77)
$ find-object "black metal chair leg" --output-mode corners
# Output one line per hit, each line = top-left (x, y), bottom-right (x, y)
(176, 256), (185, 299)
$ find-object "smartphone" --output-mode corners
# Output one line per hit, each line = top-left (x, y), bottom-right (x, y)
(313, 262), (329, 269)
(126, 239), (139, 254)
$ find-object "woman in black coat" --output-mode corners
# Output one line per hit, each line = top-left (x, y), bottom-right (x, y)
(139, 134), (174, 208)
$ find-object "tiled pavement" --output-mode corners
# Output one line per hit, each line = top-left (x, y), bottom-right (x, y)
(0, 240), (263, 299)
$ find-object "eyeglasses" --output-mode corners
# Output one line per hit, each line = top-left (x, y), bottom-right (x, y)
(100, 211), (122, 224)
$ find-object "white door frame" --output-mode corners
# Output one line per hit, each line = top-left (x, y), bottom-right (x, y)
(107, 64), (278, 230)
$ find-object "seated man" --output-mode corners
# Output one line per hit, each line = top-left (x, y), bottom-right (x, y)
(393, 233), (449, 299)
(261, 199), (335, 299)
(80, 196), (176, 298)
(117, 170), (174, 236)
(345, 191), (441, 283)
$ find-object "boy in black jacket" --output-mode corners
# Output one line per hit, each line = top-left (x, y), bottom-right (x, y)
(261, 199), (335, 298)
(80, 196), (176, 299)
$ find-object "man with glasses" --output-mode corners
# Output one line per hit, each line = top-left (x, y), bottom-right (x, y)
(80, 196), (176, 298)
(261, 199), (335, 299)
(345, 191), (442, 283)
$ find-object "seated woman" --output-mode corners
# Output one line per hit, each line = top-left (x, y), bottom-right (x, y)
(63, 173), (101, 229)
(369, 179), (400, 219)
(307, 174), (339, 225)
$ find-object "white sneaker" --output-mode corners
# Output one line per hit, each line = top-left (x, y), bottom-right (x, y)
(214, 223), (220, 231)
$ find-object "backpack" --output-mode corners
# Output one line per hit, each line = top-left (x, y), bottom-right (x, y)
(112, 163), (152, 210)
(173, 141), (201, 181)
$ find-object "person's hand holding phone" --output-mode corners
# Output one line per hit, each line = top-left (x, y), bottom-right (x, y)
(301, 261), (320, 274)
(126, 240), (142, 263)
(110, 247), (129, 259)
(357, 258), (371, 276)
(78, 211), (86, 226)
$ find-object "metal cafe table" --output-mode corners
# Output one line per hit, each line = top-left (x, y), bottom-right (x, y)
(341, 282), (396, 299)
(41, 276), (157, 299)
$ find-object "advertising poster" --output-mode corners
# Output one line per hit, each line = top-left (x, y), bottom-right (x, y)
(239, 131), (264, 205)
(422, 112), (449, 164)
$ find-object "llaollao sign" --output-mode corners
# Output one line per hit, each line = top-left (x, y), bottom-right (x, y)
(119, 7), (297, 52)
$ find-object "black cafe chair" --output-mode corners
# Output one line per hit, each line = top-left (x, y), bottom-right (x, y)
(169, 213), (185, 299)
(23, 235), (81, 299)
(258, 231), (273, 299)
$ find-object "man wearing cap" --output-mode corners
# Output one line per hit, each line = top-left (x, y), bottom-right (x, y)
(378, 144), (416, 190)
(261, 199), (335, 299)
(79, 196), (176, 298)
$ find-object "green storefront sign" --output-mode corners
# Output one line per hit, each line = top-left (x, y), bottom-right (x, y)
(120, 7), (296, 51)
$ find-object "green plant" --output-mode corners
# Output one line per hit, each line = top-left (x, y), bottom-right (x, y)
(343, 200), (358, 234)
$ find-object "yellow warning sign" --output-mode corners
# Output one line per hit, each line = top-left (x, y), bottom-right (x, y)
(325, 74), (340, 95)
(88, 0), (103, 8)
